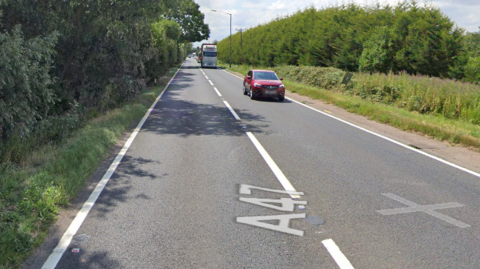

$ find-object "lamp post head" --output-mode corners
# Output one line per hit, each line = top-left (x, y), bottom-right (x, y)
(212, 9), (231, 15)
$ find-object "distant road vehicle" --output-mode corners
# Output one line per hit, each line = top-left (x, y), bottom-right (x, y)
(243, 70), (285, 101)
(199, 43), (217, 68)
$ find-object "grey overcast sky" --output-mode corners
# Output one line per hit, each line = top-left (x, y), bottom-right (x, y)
(193, 0), (480, 47)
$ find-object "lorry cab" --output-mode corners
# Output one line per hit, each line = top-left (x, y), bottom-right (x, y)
(200, 44), (217, 68)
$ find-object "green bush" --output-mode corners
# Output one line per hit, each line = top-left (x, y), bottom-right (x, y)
(0, 25), (58, 141)
(218, 1), (463, 78)
(270, 65), (480, 124)
(0, 102), (149, 268)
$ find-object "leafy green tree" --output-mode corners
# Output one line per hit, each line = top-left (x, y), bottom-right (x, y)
(0, 26), (58, 139)
(459, 29), (480, 83)
(359, 26), (394, 73)
(167, 0), (210, 43)
(217, 0), (463, 78)
(464, 56), (480, 83)
(0, 0), (208, 143)
(146, 18), (182, 79)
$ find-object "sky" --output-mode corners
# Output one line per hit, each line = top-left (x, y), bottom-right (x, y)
(192, 0), (480, 48)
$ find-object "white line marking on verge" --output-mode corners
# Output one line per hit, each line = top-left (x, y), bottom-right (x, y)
(223, 101), (240, 120)
(322, 239), (355, 269)
(246, 132), (300, 199)
(222, 69), (480, 179)
(41, 67), (183, 269)
(213, 87), (222, 97)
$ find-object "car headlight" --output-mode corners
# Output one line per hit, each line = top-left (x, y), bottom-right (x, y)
(279, 84), (285, 88)
(254, 83), (262, 87)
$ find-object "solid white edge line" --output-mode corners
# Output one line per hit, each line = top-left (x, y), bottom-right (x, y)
(286, 97), (480, 179)
(322, 239), (355, 269)
(223, 101), (240, 120)
(214, 87), (222, 97)
(246, 132), (300, 199)
(223, 69), (480, 179)
(41, 65), (183, 269)
(223, 69), (243, 80)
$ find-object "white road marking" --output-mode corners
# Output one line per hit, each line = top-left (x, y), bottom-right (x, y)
(205, 75), (209, 79)
(223, 101), (241, 120)
(287, 97), (480, 179)
(208, 80), (214, 85)
(239, 184), (304, 196)
(222, 69), (480, 180)
(322, 239), (355, 269)
(41, 66), (183, 269)
(246, 132), (301, 199)
(223, 69), (243, 80)
(222, 68), (356, 264)
(237, 213), (306, 236)
(213, 87), (222, 97)
(377, 193), (470, 228)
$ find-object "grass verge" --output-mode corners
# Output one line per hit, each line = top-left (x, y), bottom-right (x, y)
(0, 67), (179, 269)
(218, 61), (480, 151)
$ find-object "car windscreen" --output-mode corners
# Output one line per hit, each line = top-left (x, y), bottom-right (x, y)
(203, 51), (217, 57)
(253, 72), (279, 80)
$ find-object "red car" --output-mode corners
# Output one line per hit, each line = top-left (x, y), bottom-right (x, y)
(243, 70), (285, 101)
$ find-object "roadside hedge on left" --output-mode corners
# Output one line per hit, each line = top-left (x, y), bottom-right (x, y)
(0, 68), (178, 269)
(0, 0), (210, 267)
(0, 0), (210, 164)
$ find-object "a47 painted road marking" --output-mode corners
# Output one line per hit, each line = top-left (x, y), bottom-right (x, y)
(237, 184), (307, 236)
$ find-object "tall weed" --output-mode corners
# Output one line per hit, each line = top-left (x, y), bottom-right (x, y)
(270, 65), (480, 125)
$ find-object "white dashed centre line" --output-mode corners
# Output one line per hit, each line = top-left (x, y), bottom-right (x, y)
(217, 67), (356, 267)
(213, 87), (222, 97)
(246, 132), (301, 199)
(322, 239), (355, 269)
(223, 101), (240, 120)
(221, 68), (480, 180)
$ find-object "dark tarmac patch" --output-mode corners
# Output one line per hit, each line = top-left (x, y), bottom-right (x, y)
(305, 215), (325, 226)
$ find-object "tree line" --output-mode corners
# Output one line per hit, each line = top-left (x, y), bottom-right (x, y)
(217, 1), (480, 83)
(0, 0), (209, 161)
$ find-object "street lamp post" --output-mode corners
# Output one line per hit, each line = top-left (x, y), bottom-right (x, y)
(235, 28), (245, 49)
(212, 9), (232, 68)
(236, 28), (245, 64)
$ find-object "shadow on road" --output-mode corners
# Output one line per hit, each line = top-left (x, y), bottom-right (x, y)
(179, 65), (200, 70)
(58, 250), (121, 269)
(91, 156), (167, 217)
(144, 81), (270, 137)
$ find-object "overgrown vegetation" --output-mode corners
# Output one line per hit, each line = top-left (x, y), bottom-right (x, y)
(273, 66), (480, 124)
(0, 67), (178, 268)
(0, 1), (209, 267)
(218, 1), (480, 83)
(0, 0), (209, 163)
(222, 62), (480, 150)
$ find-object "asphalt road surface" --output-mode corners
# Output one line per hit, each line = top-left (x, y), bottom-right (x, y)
(33, 58), (480, 268)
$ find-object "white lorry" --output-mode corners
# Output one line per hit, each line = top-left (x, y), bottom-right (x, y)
(200, 44), (217, 68)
